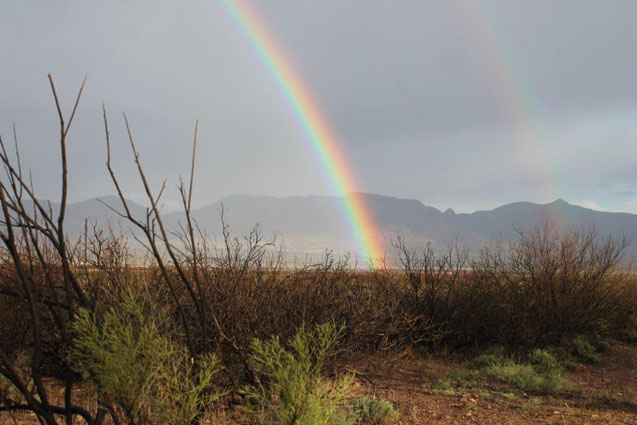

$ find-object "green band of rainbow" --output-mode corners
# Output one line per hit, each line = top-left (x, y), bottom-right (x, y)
(219, 0), (384, 266)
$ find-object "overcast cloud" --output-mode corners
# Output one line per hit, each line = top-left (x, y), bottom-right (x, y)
(1, 0), (636, 212)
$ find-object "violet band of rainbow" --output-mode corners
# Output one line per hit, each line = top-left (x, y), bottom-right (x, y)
(219, 0), (384, 266)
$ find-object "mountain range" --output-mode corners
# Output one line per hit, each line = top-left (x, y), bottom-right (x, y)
(26, 194), (637, 261)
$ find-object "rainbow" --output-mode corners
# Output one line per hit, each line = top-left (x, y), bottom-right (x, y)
(450, 0), (559, 200)
(219, 0), (384, 266)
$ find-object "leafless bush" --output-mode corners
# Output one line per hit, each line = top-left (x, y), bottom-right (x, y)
(0, 76), (117, 424)
(394, 238), (468, 345)
(462, 222), (633, 347)
(99, 107), (435, 387)
(393, 222), (635, 348)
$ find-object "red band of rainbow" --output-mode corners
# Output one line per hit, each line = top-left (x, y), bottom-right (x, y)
(219, 0), (384, 267)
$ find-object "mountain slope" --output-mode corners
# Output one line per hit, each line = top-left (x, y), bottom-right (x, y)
(24, 194), (637, 259)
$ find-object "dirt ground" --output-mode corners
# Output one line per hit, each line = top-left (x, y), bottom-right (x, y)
(2, 344), (635, 424)
(350, 343), (637, 425)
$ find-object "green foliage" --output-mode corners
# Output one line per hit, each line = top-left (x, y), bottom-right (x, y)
(242, 322), (353, 425)
(478, 390), (494, 400)
(527, 349), (561, 374)
(499, 392), (517, 401)
(588, 335), (611, 353)
(473, 353), (504, 368)
(432, 368), (484, 396)
(432, 388), (456, 396)
(484, 363), (567, 394)
(71, 291), (222, 425)
(521, 397), (541, 414)
(571, 336), (601, 364)
(618, 327), (637, 344)
(562, 360), (580, 372)
(349, 396), (399, 425)
(433, 375), (454, 391)
(473, 346), (508, 368)
(540, 347), (580, 371)
(475, 347), (569, 395)
(434, 368), (483, 393)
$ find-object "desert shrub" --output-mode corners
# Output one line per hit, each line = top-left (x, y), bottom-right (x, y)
(478, 390), (494, 400)
(349, 395), (399, 425)
(241, 322), (353, 425)
(476, 348), (569, 394)
(474, 354), (508, 368)
(588, 335), (612, 353)
(394, 238), (468, 346)
(484, 362), (567, 394)
(521, 397), (542, 414)
(527, 349), (561, 374)
(194, 246), (433, 383)
(499, 392), (517, 400)
(432, 375), (455, 394)
(433, 368), (483, 395)
(72, 290), (223, 425)
(571, 336), (601, 364)
(473, 346), (509, 368)
(540, 347), (580, 371)
(618, 327), (637, 344)
(562, 360), (580, 372)
(455, 223), (632, 348)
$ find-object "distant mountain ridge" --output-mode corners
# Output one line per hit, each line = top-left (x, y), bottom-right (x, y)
(28, 194), (637, 260)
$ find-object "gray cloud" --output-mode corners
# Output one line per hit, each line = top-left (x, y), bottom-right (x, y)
(1, 0), (636, 213)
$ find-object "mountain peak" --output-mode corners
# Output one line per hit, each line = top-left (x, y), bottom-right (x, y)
(21, 193), (637, 259)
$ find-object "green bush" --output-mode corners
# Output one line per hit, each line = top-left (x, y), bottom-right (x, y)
(72, 291), (223, 425)
(434, 368), (482, 393)
(541, 347), (580, 371)
(571, 336), (601, 364)
(349, 396), (399, 425)
(618, 327), (637, 344)
(589, 335), (612, 353)
(477, 348), (569, 395)
(499, 392), (517, 400)
(562, 360), (580, 372)
(521, 397), (542, 414)
(241, 322), (353, 425)
(527, 349), (561, 374)
(473, 353), (504, 368)
(473, 346), (509, 368)
(484, 363), (567, 394)
(478, 390), (494, 400)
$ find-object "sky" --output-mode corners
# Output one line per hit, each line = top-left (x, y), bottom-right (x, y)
(1, 0), (636, 213)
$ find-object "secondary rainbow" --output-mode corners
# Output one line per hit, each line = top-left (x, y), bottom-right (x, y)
(451, 0), (560, 200)
(218, 0), (384, 266)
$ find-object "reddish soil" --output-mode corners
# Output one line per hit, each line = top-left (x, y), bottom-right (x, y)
(351, 344), (637, 424)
